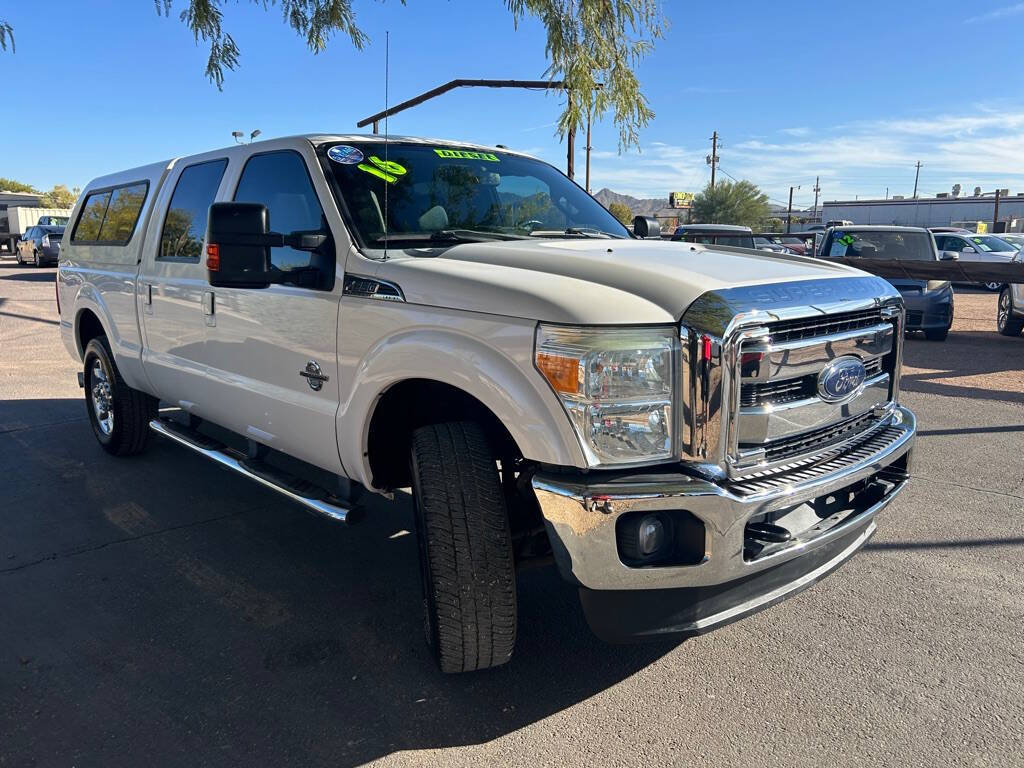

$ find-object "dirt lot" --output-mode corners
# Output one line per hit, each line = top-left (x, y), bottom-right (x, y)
(2, 263), (1022, 767)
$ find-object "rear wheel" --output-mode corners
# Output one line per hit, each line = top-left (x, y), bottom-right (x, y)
(997, 288), (1024, 337)
(410, 421), (517, 673)
(33, 250), (40, 267)
(83, 336), (157, 455)
(15, 248), (22, 265)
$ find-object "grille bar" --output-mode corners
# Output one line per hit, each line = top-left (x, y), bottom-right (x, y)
(740, 358), (883, 407)
(765, 308), (886, 344)
(728, 424), (907, 498)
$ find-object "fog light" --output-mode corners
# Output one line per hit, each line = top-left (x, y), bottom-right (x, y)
(637, 515), (666, 556)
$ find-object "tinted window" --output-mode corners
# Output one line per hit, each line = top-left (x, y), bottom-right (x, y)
(234, 151), (332, 286)
(828, 230), (935, 261)
(72, 191), (111, 242)
(160, 159), (227, 261)
(97, 183), (147, 243)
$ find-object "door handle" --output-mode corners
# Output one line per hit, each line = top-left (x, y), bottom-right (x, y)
(202, 290), (216, 327)
(142, 283), (153, 315)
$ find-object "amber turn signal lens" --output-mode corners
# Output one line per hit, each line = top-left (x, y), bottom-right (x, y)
(536, 351), (580, 396)
(206, 243), (220, 271)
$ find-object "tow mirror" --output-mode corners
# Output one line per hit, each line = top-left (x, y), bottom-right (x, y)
(940, 250), (960, 261)
(633, 215), (661, 239)
(206, 202), (274, 288)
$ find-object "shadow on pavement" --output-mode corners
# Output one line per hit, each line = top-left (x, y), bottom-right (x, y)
(0, 270), (55, 282)
(0, 398), (678, 767)
(866, 537), (1024, 551)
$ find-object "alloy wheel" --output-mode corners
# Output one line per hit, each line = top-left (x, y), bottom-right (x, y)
(90, 359), (114, 435)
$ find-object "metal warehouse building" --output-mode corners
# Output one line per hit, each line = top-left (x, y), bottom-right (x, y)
(820, 194), (1024, 231)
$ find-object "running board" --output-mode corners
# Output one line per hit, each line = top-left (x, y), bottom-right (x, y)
(149, 419), (357, 524)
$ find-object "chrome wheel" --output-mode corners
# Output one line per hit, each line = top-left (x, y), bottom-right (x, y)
(998, 291), (1010, 331)
(90, 359), (114, 435)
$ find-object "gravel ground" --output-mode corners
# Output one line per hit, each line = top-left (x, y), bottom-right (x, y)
(1, 262), (1022, 768)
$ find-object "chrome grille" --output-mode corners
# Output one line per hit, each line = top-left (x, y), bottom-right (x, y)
(740, 358), (882, 408)
(728, 424), (907, 498)
(752, 411), (879, 463)
(764, 308), (886, 344)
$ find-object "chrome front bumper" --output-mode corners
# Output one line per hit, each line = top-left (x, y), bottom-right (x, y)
(532, 406), (915, 594)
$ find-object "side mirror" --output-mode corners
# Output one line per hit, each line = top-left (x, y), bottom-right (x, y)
(633, 215), (661, 239)
(961, 245), (976, 254)
(940, 250), (959, 261)
(206, 202), (274, 288)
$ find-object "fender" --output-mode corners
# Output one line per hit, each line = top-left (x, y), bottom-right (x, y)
(72, 276), (153, 395)
(337, 318), (587, 490)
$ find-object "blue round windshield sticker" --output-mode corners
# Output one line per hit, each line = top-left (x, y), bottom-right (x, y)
(328, 145), (364, 165)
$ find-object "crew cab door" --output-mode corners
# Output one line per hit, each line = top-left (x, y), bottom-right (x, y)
(197, 147), (345, 475)
(138, 156), (230, 410)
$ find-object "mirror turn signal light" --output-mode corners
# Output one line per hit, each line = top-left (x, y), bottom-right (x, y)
(206, 243), (220, 271)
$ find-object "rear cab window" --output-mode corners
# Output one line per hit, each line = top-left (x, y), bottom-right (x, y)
(827, 230), (935, 261)
(159, 159), (229, 261)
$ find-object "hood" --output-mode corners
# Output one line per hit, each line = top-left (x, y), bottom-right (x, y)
(369, 238), (869, 325)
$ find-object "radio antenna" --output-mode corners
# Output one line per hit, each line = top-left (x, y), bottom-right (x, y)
(383, 30), (390, 260)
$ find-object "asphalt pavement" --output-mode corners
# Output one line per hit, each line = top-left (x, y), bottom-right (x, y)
(1, 261), (1022, 767)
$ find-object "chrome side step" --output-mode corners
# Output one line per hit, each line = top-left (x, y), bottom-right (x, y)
(149, 418), (356, 523)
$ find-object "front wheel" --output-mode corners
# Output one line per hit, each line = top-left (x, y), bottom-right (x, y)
(83, 337), (158, 455)
(33, 250), (40, 267)
(410, 421), (517, 673)
(997, 288), (1024, 337)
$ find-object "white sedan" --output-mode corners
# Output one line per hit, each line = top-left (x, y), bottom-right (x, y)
(933, 233), (1018, 291)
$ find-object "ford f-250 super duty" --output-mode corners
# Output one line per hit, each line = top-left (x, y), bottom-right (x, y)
(58, 134), (916, 672)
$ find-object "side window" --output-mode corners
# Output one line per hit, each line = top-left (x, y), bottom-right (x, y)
(933, 235), (947, 251)
(159, 159), (228, 261)
(97, 183), (148, 244)
(233, 150), (332, 287)
(72, 191), (111, 242)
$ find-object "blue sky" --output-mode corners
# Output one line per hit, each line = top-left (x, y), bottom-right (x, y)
(3, 0), (1024, 210)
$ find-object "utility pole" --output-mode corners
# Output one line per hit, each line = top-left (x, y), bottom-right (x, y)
(993, 188), (1001, 231)
(912, 161), (922, 198)
(585, 112), (592, 193)
(707, 131), (719, 190)
(566, 89), (575, 180)
(786, 185), (800, 233)
(812, 176), (820, 221)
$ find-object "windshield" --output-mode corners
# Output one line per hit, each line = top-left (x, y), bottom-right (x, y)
(828, 230), (935, 261)
(321, 141), (630, 251)
(967, 235), (1013, 252)
(996, 234), (1024, 248)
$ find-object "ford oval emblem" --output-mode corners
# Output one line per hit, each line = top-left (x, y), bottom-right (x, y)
(817, 357), (867, 402)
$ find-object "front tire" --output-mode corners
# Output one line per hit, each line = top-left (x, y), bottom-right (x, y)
(33, 250), (40, 267)
(997, 288), (1024, 337)
(83, 336), (157, 455)
(410, 421), (517, 673)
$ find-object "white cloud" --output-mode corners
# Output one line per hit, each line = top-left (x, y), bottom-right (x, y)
(587, 104), (1024, 203)
(965, 2), (1024, 23)
(780, 127), (810, 137)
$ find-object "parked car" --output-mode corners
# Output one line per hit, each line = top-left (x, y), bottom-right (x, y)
(759, 233), (809, 255)
(821, 225), (953, 341)
(753, 235), (793, 254)
(994, 233), (1024, 250)
(15, 224), (64, 266)
(672, 223), (755, 249)
(58, 134), (915, 672)
(932, 233), (1017, 291)
(997, 248), (1024, 337)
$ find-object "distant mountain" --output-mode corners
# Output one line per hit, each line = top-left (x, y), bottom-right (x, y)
(592, 188), (667, 217)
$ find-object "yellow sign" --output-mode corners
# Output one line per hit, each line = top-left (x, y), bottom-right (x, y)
(669, 191), (694, 208)
(976, 221), (988, 234)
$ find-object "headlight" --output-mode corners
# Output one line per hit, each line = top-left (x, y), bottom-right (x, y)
(535, 325), (677, 466)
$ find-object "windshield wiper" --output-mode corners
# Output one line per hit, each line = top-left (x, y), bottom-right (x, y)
(371, 229), (528, 246)
(529, 227), (627, 240)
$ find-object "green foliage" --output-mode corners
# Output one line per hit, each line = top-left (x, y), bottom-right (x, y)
(40, 184), (80, 208)
(691, 180), (770, 229)
(506, 1), (666, 150)
(607, 201), (633, 226)
(0, 20), (12, 52)
(764, 217), (784, 232)
(0, 177), (38, 194)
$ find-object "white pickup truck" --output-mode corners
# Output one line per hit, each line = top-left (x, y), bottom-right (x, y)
(58, 134), (916, 672)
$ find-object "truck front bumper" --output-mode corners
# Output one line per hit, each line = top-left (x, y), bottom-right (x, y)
(532, 406), (916, 641)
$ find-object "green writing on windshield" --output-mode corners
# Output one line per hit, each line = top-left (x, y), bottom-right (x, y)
(433, 148), (500, 162)
(357, 155), (407, 184)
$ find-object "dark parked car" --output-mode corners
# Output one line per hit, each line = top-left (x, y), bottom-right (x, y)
(672, 224), (755, 249)
(821, 225), (953, 341)
(16, 225), (64, 267)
